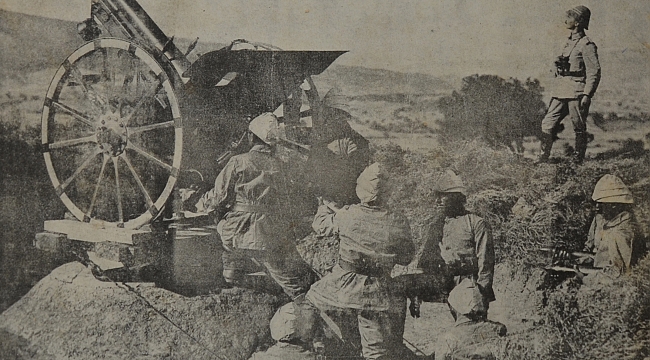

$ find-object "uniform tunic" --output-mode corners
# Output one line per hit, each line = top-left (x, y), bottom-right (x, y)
(197, 144), (288, 250)
(440, 214), (496, 303)
(585, 211), (645, 276)
(542, 31), (601, 134)
(306, 203), (415, 359)
(308, 204), (414, 311)
(307, 106), (370, 205)
(197, 144), (312, 298)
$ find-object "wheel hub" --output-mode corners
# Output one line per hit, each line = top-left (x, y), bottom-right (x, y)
(97, 112), (127, 156)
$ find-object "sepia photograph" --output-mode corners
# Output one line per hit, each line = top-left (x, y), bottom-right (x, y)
(1, 0), (649, 359)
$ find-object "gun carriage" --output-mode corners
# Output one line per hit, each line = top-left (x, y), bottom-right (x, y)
(37, 0), (345, 291)
(41, 0), (345, 229)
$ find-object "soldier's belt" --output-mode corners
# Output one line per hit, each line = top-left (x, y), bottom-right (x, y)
(560, 70), (586, 78)
(231, 203), (272, 214)
(339, 258), (390, 277)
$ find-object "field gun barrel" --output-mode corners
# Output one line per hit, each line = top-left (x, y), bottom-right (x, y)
(91, 0), (191, 81)
(544, 265), (601, 275)
(539, 247), (594, 259)
(539, 247), (595, 259)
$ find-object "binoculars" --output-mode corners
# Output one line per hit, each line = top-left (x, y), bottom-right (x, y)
(555, 56), (571, 76)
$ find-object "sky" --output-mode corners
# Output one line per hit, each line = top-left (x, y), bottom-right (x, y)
(2, 0), (650, 80)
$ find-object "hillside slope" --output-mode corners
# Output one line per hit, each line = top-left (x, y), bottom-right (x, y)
(0, 10), (83, 78)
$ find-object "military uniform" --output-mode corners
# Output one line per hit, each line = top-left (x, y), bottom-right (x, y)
(538, 6), (601, 164)
(579, 174), (647, 286)
(197, 144), (313, 299)
(306, 201), (415, 359)
(542, 31), (601, 134)
(585, 211), (645, 277)
(308, 105), (370, 205)
(434, 277), (507, 360)
(440, 213), (496, 310)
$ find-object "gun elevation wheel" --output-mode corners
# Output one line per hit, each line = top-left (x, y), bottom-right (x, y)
(41, 38), (182, 229)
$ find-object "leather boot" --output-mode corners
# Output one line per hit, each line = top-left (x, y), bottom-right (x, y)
(573, 131), (588, 165)
(536, 133), (555, 164)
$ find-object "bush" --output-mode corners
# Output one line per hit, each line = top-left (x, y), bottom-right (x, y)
(539, 255), (650, 359)
(436, 75), (546, 152)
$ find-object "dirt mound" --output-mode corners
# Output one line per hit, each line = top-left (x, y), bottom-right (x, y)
(491, 262), (549, 329)
(0, 262), (284, 360)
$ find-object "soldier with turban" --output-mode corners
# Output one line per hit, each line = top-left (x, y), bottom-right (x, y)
(306, 162), (416, 359)
(196, 113), (315, 298)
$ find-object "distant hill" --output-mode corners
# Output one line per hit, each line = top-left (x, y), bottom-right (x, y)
(0, 10), (83, 78)
(0, 10), (451, 98)
(0, 10), (226, 80)
(314, 64), (453, 96)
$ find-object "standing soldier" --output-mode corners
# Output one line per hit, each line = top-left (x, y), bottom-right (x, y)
(433, 170), (496, 319)
(538, 5), (601, 165)
(195, 113), (314, 299)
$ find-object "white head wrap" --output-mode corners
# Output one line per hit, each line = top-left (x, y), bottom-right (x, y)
(447, 278), (486, 316)
(356, 162), (381, 204)
(248, 113), (280, 145)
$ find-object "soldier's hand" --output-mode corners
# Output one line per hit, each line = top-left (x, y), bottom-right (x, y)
(409, 296), (421, 318)
(552, 248), (571, 264)
(579, 94), (591, 110)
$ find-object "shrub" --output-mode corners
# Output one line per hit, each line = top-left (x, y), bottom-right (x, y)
(436, 75), (546, 152)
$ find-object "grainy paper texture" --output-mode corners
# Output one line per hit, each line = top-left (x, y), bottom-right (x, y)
(1, 1), (650, 359)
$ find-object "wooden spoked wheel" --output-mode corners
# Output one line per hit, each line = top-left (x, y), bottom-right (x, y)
(41, 38), (182, 229)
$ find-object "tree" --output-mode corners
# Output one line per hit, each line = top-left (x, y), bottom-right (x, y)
(436, 75), (546, 153)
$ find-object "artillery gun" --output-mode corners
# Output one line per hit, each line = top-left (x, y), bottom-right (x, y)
(36, 0), (346, 292)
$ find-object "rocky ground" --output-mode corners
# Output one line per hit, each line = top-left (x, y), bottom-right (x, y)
(0, 262), (286, 360)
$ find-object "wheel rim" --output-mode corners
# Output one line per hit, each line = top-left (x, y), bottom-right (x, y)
(41, 38), (182, 229)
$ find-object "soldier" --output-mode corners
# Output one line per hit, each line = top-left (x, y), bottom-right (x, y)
(307, 88), (370, 206)
(582, 174), (646, 278)
(538, 5), (601, 165)
(432, 170), (496, 320)
(195, 113), (314, 299)
(306, 162), (416, 360)
(433, 278), (507, 360)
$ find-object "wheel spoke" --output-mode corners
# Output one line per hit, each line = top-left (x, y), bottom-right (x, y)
(127, 120), (174, 134)
(49, 134), (97, 150)
(113, 156), (124, 224)
(60, 148), (102, 192)
(120, 153), (154, 208)
(122, 82), (164, 125)
(51, 101), (95, 127)
(127, 142), (172, 172)
(86, 155), (109, 218)
(68, 62), (108, 112)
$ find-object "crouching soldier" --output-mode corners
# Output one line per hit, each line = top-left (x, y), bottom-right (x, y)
(580, 174), (646, 281)
(434, 278), (507, 360)
(432, 170), (496, 319)
(195, 113), (315, 299)
(305, 162), (416, 360)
